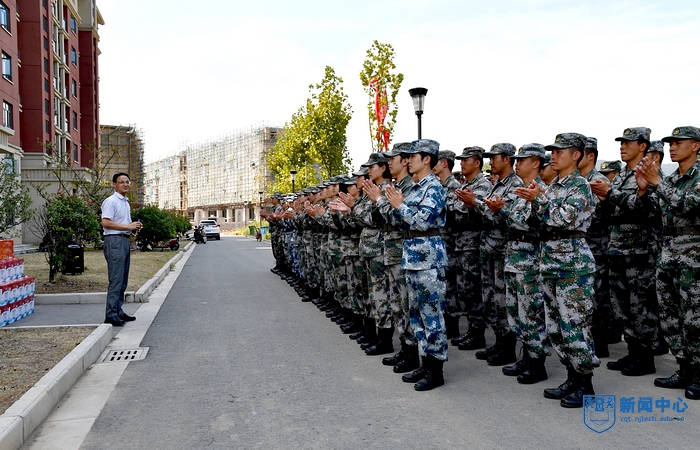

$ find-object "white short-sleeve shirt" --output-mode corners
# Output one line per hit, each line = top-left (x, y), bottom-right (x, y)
(101, 192), (132, 235)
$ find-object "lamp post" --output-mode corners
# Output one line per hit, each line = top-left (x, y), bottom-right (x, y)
(408, 87), (428, 139)
(243, 201), (249, 228)
(290, 169), (297, 193)
(259, 191), (263, 229)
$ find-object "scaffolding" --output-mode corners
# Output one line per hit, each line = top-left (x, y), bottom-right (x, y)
(99, 124), (146, 205)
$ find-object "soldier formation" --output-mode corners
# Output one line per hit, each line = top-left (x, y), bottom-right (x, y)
(259, 126), (700, 409)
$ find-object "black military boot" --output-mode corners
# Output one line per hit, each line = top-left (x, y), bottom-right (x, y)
(365, 327), (394, 356)
(544, 365), (578, 400)
(606, 337), (635, 371)
(487, 332), (517, 366)
(414, 356), (445, 391)
(560, 372), (594, 408)
(592, 328), (609, 358)
(341, 315), (363, 334)
(475, 333), (499, 360)
(457, 326), (486, 351)
(356, 318), (374, 344)
(684, 365), (700, 400)
(394, 343), (420, 373)
(502, 350), (530, 377)
(517, 355), (548, 384)
(621, 344), (656, 376)
(402, 356), (428, 383)
(383, 340), (406, 366)
(655, 359), (694, 389)
(360, 319), (378, 349)
(444, 315), (460, 340)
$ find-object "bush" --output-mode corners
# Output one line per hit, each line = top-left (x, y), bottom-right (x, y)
(166, 210), (192, 234)
(132, 206), (175, 245)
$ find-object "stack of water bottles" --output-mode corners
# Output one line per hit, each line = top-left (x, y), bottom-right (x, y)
(0, 240), (36, 327)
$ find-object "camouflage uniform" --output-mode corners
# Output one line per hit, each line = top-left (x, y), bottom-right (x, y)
(606, 127), (660, 355)
(452, 148), (492, 334)
(438, 155), (461, 322)
(537, 134), (598, 375)
(475, 144), (524, 340)
(340, 192), (366, 316)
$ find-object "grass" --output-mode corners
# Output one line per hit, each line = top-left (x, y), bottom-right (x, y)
(22, 249), (180, 294)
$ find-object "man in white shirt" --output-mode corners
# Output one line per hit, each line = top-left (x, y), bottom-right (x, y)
(101, 172), (142, 326)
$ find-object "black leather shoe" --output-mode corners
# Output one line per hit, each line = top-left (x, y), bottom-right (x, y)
(105, 317), (125, 326)
(349, 330), (364, 340)
(655, 372), (690, 389)
(458, 331), (486, 351)
(394, 350), (420, 373)
(606, 354), (632, 371)
(402, 363), (428, 383)
(502, 357), (529, 376)
(451, 332), (470, 346)
(544, 367), (577, 400)
(560, 373), (594, 408)
(118, 313), (136, 322)
(475, 344), (498, 360)
(517, 363), (548, 385)
(621, 356), (656, 376)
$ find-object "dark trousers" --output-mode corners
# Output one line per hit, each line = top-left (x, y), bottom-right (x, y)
(104, 235), (131, 320)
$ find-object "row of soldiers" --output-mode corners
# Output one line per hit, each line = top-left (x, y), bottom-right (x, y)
(261, 126), (700, 408)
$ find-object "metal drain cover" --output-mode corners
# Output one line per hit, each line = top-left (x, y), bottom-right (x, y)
(100, 347), (149, 363)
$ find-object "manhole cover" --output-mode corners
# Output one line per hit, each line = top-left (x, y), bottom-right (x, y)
(100, 347), (149, 363)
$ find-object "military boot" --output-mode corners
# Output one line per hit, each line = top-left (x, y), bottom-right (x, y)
(487, 332), (517, 366)
(414, 355), (445, 391)
(503, 350), (530, 377)
(684, 366), (700, 400)
(475, 333), (499, 360)
(360, 319), (378, 350)
(402, 356), (428, 383)
(544, 365), (578, 400)
(560, 372), (594, 408)
(394, 343), (420, 373)
(517, 355), (548, 384)
(621, 344), (656, 376)
(655, 359), (694, 389)
(444, 315), (460, 340)
(365, 327), (394, 356)
(592, 328), (609, 358)
(606, 337), (635, 371)
(383, 340), (406, 366)
(457, 326), (486, 350)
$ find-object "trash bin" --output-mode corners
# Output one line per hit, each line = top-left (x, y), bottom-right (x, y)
(63, 244), (84, 274)
(249, 225), (257, 235)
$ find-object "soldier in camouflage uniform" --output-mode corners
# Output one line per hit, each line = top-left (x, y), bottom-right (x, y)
(636, 126), (700, 400)
(590, 127), (661, 377)
(501, 144), (549, 384)
(519, 132), (598, 408)
(539, 153), (557, 185)
(453, 147), (492, 350)
(381, 139), (449, 391)
(599, 160), (622, 183)
(468, 143), (523, 366)
(265, 193), (285, 274)
(433, 150), (461, 339)
(577, 137), (614, 357)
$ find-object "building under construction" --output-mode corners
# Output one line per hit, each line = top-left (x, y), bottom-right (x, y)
(144, 123), (280, 228)
(99, 124), (146, 206)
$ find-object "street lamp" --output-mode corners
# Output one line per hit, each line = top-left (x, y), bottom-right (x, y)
(243, 200), (249, 228)
(258, 191), (263, 229)
(408, 87), (428, 139)
(290, 169), (297, 193)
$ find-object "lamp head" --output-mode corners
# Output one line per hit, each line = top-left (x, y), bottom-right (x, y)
(408, 87), (428, 115)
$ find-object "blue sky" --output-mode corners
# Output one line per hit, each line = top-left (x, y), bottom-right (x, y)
(97, 0), (700, 167)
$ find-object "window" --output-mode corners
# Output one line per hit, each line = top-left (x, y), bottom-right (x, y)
(42, 0), (47, 8)
(73, 144), (78, 161)
(44, 57), (49, 73)
(70, 17), (77, 33)
(45, 120), (49, 133)
(70, 47), (77, 65)
(44, 99), (49, 115)
(71, 79), (77, 97)
(72, 111), (77, 129)
(3, 101), (13, 129)
(43, 15), (47, 31)
(44, 36), (48, 50)
(44, 78), (49, 92)
(1, 52), (11, 81)
(0, 2), (9, 33)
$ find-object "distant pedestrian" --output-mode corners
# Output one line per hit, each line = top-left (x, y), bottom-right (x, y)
(101, 173), (142, 326)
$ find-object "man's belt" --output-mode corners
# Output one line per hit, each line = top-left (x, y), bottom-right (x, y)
(403, 229), (440, 239)
(383, 224), (399, 232)
(508, 230), (540, 244)
(663, 226), (700, 236)
(106, 233), (131, 238)
(541, 230), (585, 241)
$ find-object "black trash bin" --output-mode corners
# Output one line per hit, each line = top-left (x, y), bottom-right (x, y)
(63, 244), (84, 274)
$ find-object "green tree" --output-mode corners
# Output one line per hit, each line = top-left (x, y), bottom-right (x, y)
(266, 66), (353, 193)
(166, 209), (192, 235)
(132, 205), (175, 247)
(359, 41), (404, 152)
(0, 159), (34, 238)
(43, 194), (101, 282)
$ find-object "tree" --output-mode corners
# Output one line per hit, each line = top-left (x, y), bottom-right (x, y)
(132, 205), (175, 246)
(266, 66), (353, 193)
(0, 159), (34, 238)
(166, 209), (192, 235)
(359, 41), (404, 152)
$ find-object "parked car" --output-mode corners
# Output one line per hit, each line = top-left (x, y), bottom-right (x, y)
(198, 219), (221, 240)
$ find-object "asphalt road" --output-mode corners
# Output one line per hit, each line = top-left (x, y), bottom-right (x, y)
(79, 236), (698, 449)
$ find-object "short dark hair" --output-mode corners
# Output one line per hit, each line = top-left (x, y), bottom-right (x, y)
(379, 162), (391, 180)
(112, 172), (130, 183)
(420, 152), (438, 169)
(442, 158), (455, 172)
(583, 147), (598, 164)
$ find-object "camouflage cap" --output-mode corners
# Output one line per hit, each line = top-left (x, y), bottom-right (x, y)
(327, 176), (344, 185)
(615, 127), (651, 142)
(385, 142), (412, 157)
(438, 150), (456, 162)
(585, 137), (598, 151)
(361, 152), (389, 167)
(544, 133), (587, 151)
(340, 175), (356, 185)
(542, 153), (552, 167)
(307, 186), (321, 194)
(455, 146), (486, 160)
(512, 143), (546, 159)
(271, 192), (283, 199)
(661, 126), (700, 143)
(402, 139), (440, 156)
(599, 160), (622, 173)
(483, 143), (516, 157)
(352, 166), (369, 176)
(647, 140), (665, 154)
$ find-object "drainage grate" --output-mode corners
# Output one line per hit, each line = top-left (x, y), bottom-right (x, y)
(101, 347), (149, 363)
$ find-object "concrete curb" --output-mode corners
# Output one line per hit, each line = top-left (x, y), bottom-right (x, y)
(0, 324), (113, 450)
(34, 241), (193, 305)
